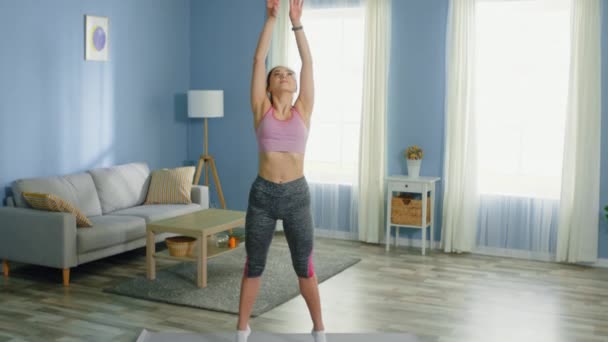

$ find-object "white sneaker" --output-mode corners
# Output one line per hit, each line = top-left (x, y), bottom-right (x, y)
(311, 329), (327, 342)
(235, 324), (251, 342)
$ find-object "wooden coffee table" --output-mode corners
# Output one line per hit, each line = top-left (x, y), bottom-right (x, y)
(146, 208), (246, 288)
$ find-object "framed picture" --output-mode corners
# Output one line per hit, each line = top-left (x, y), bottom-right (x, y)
(85, 15), (109, 61)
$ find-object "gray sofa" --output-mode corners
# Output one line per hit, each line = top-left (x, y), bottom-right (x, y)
(0, 162), (209, 286)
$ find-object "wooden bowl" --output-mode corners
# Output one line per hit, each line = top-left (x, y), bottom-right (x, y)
(165, 236), (196, 257)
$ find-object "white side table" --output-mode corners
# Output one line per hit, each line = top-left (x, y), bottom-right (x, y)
(385, 175), (440, 255)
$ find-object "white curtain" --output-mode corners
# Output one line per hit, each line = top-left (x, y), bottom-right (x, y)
(270, 0), (366, 239)
(441, 0), (479, 253)
(556, 0), (602, 263)
(357, 0), (391, 244)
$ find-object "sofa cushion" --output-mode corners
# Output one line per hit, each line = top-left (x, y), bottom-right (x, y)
(144, 167), (195, 205)
(12, 172), (102, 217)
(88, 162), (150, 214)
(110, 204), (202, 223)
(22, 192), (93, 227)
(78, 215), (147, 253)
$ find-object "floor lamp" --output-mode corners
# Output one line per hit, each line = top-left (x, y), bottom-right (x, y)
(188, 90), (226, 209)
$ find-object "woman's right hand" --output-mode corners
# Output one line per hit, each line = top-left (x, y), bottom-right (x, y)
(267, 0), (280, 18)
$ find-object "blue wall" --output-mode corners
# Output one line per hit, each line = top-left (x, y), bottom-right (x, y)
(189, 0), (265, 210)
(189, 0), (450, 239)
(387, 0), (449, 244)
(190, 0), (608, 258)
(0, 0), (191, 205)
(2, 0), (605, 258)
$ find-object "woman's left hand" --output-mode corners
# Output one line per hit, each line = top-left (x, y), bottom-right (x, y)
(289, 0), (303, 26)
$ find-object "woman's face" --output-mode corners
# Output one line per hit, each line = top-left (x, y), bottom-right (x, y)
(267, 67), (297, 95)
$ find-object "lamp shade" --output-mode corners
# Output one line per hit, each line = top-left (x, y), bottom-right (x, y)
(188, 90), (224, 118)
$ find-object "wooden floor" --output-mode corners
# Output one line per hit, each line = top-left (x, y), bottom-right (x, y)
(1, 233), (608, 342)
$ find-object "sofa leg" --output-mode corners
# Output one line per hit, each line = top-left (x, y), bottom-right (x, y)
(2, 260), (8, 277)
(63, 268), (70, 287)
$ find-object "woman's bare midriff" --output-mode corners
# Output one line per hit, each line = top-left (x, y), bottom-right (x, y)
(258, 152), (305, 184)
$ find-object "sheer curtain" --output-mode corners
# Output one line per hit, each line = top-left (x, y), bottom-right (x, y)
(473, 0), (571, 259)
(270, 0), (366, 239)
(556, 0), (601, 263)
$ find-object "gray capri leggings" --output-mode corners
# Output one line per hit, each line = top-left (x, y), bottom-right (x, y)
(243, 175), (315, 278)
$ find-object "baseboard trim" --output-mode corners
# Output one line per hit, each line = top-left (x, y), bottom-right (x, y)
(473, 247), (608, 268)
(288, 224), (608, 268)
(595, 258), (608, 268)
(391, 237), (608, 268)
(473, 246), (554, 262)
(275, 222), (359, 241)
(314, 229), (359, 241)
(392, 236), (437, 250)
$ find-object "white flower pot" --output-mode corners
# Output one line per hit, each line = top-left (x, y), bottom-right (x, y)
(406, 159), (422, 178)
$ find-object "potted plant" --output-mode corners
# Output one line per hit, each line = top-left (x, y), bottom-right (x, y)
(404, 145), (423, 178)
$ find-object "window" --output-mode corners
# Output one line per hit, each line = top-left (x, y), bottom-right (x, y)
(474, 0), (571, 199)
(287, 6), (365, 185)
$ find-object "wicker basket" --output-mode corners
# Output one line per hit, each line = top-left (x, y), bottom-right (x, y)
(165, 236), (196, 257)
(391, 194), (431, 226)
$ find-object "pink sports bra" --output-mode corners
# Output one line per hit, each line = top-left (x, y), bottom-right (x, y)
(255, 106), (309, 154)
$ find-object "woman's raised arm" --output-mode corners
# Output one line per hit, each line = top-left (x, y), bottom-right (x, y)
(251, 0), (279, 116)
(290, 0), (314, 116)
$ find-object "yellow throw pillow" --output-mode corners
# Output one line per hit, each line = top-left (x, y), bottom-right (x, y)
(22, 192), (93, 227)
(144, 166), (195, 205)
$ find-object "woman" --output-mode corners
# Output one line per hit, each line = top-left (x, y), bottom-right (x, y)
(235, 0), (326, 342)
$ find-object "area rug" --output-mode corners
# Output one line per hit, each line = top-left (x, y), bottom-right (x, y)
(136, 330), (421, 342)
(105, 244), (361, 317)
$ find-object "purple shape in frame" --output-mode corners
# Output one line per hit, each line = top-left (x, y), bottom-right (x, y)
(93, 26), (106, 51)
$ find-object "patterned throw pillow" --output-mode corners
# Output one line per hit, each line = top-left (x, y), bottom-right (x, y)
(144, 166), (195, 205)
(22, 192), (93, 227)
